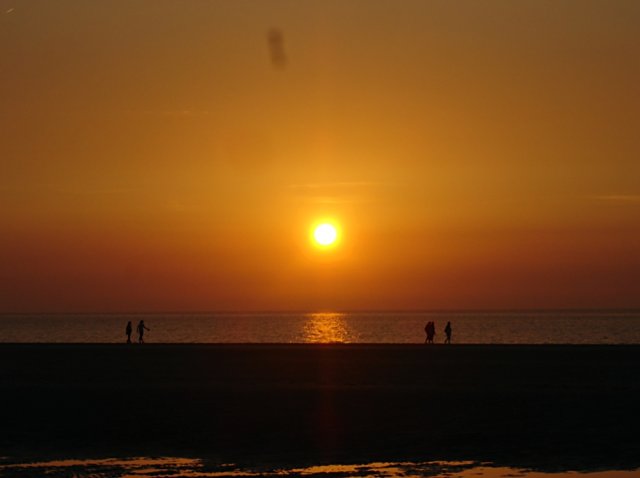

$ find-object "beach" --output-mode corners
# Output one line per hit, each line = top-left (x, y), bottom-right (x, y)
(1, 344), (639, 472)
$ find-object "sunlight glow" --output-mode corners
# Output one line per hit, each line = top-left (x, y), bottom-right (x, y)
(313, 223), (338, 247)
(303, 313), (351, 343)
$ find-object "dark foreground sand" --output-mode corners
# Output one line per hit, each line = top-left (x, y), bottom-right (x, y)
(1, 344), (639, 471)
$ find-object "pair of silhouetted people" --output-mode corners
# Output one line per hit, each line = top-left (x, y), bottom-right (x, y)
(424, 321), (453, 344)
(125, 320), (149, 344)
(424, 321), (436, 343)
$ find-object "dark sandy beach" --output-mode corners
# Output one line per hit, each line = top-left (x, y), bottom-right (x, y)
(1, 344), (639, 472)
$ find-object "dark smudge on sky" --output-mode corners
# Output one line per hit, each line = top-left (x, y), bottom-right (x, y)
(267, 28), (287, 69)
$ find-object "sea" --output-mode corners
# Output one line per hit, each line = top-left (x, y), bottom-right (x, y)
(1, 310), (639, 344)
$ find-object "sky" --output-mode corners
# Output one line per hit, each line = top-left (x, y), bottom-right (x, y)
(1, 0), (639, 312)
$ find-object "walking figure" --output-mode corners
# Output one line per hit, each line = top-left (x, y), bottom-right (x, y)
(125, 321), (132, 344)
(137, 320), (150, 344)
(424, 321), (436, 344)
(444, 321), (452, 344)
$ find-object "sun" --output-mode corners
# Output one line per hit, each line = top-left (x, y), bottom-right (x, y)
(313, 223), (338, 247)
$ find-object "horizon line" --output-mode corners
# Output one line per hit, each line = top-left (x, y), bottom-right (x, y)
(1, 307), (640, 316)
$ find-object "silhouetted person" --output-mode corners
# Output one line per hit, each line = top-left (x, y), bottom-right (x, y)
(444, 321), (452, 344)
(137, 320), (150, 344)
(424, 321), (436, 344)
(125, 321), (132, 344)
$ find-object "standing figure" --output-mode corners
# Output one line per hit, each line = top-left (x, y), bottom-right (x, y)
(137, 320), (150, 344)
(125, 321), (132, 344)
(424, 321), (436, 344)
(444, 321), (452, 344)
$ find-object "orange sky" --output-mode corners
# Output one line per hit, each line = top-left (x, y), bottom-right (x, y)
(1, 0), (639, 312)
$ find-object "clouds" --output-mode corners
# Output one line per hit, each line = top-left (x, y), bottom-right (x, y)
(288, 181), (383, 204)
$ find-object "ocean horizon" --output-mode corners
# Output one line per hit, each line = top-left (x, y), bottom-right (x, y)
(2, 310), (639, 344)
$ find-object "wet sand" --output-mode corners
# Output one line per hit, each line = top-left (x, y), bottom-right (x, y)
(1, 344), (639, 471)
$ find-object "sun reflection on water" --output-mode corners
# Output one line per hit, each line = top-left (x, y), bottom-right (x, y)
(1, 458), (638, 478)
(303, 312), (351, 343)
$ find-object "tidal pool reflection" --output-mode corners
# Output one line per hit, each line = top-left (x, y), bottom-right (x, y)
(1, 458), (638, 477)
(302, 312), (352, 343)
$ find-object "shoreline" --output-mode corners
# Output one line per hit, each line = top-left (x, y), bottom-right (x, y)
(1, 344), (639, 471)
(3, 342), (640, 347)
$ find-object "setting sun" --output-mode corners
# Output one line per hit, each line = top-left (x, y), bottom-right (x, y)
(2, 2), (640, 475)
(313, 223), (338, 247)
